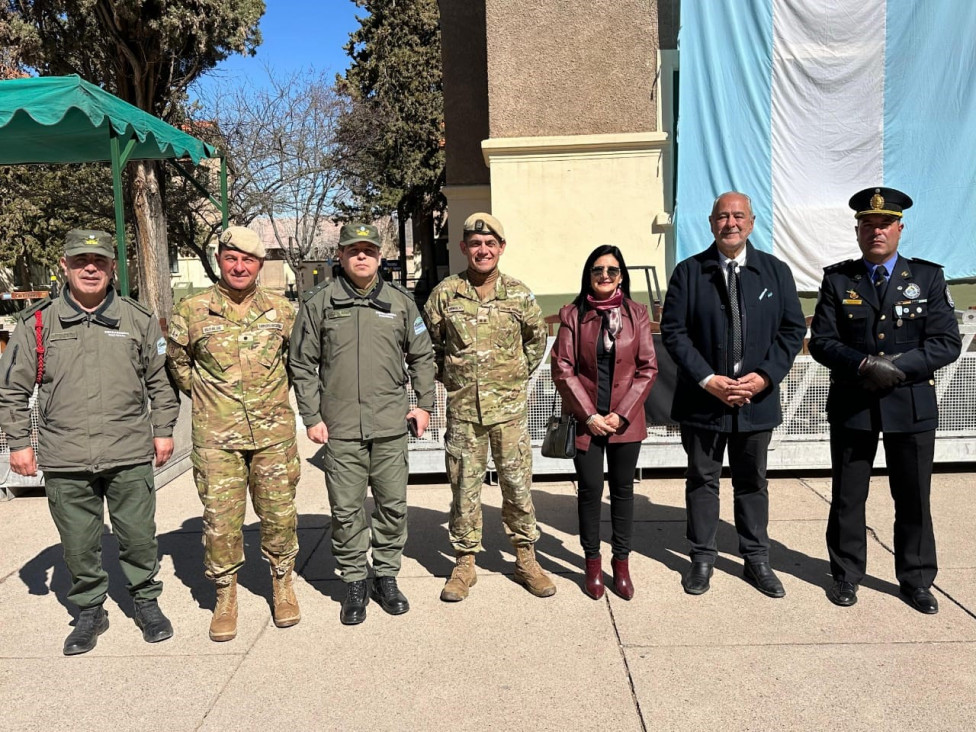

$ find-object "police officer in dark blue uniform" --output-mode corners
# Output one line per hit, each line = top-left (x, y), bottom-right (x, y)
(809, 187), (961, 614)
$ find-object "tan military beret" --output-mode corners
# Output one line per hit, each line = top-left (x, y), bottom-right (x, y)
(219, 226), (265, 258)
(463, 212), (505, 241)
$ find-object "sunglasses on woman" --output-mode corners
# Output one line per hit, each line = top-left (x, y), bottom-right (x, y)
(590, 266), (621, 278)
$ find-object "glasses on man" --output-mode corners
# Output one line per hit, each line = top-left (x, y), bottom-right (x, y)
(590, 266), (621, 278)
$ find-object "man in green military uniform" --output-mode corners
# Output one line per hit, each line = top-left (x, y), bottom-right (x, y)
(0, 229), (179, 655)
(423, 212), (556, 601)
(290, 223), (435, 625)
(167, 226), (301, 641)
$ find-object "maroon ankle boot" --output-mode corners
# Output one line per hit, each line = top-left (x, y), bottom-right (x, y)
(584, 556), (605, 599)
(611, 557), (634, 600)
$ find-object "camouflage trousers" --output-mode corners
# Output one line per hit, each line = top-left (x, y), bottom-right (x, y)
(444, 414), (540, 553)
(191, 439), (300, 580)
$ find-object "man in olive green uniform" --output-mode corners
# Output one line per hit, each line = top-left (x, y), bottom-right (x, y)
(167, 226), (300, 641)
(423, 212), (556, 601)
(290, 223), (435, 625)
(0, 229), (179, 655)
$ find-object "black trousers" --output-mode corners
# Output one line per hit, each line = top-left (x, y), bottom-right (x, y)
(826, 427), (937, 588)
(680, 426), (772, 564)
(573, 438), (642, 559)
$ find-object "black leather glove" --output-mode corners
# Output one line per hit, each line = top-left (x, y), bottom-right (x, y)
(859, 355), (906, 392)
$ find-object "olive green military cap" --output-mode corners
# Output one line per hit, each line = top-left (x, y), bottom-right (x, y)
(219, 226), (265, 258)
(338, 222), (382, 248)
(64, 229), (116, 259)
(463, 212), (505, 241)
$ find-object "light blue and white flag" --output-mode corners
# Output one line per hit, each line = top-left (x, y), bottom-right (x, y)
(675, 0), (976, 291)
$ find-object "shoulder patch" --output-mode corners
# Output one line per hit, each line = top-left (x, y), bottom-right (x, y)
(121, 296), (154, 317)
(909, 257), (945, 269)
(18, 297), (55, 322)
(301, 282), (328, 302)
(386, 279), (412, 297)
(823, 259), (855, 273)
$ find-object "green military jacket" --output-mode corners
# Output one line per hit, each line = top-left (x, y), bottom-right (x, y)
(0, 287), (179, 472)
(167, 284), (296, 450)
(289, 273), (436, 440)
(423, 270), (547, 425)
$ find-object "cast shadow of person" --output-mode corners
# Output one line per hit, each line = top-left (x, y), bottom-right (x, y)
(526, 475), (902, 601)
(156, 514), (332, 612)
(19, 532), (133, 624)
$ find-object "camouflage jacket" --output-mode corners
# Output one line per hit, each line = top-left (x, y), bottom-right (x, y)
(0, 287), (179, 472)
(167, 284), (296, 450)
(423, 271), (546, 425)
(289, 274), (436, 440)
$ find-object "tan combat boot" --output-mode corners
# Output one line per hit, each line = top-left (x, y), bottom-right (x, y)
(271, 565), (301, 628)
(440, 553), (477, 602)
(514, 545), (556, 597)
(209, 575), (238, 642)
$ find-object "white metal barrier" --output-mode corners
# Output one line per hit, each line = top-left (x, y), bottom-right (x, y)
(405, 325), (976, 474)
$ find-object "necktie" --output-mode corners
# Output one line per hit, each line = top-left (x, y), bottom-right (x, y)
(727, 261), (742, 375)
(873, 266), (887, 300)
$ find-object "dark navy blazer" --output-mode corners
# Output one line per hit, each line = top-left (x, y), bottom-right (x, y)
(660, 241), (806, 432)
(808, 254), (961, 433)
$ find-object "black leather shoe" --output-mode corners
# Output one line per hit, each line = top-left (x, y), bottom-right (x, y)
(340, 580), (369, 625)
(64, 605), (109, 656)
(743, 561), (786, 598)
(682, 561), (714, 595)
(133, 599), (174, 643)
(827, 580), (859, 607)
(901, 586), (939, 615)
(371, 576), (410, 615)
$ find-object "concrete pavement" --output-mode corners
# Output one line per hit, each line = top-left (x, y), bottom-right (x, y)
(1, 431), (974, 731)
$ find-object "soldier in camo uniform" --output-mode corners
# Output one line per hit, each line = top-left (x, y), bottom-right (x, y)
(167, 227), (301, 642)
(423, 213), (556, 601)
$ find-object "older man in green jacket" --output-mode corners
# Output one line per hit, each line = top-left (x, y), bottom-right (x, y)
(0, 229), (179, 655)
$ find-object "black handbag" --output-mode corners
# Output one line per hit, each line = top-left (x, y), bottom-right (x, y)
(541, 411), (577, 459)
(541, 305), (582, 459)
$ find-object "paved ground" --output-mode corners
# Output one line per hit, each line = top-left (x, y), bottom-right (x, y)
(1, 430), (974, 731)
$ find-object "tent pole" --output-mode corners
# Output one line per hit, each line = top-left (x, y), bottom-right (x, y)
(110, 132), (129, 296)
(220, 155), (229, 229)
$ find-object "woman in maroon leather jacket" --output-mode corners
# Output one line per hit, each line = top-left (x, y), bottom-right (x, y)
(551, 245), (658, 600)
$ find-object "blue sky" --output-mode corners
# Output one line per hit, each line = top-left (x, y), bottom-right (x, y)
(190, 0), (362, 99)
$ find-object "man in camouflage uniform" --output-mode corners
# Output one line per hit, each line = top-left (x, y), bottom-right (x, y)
(167, 227), (300, 641)
(290, 223), (435, 625)
(0, 229), (179, 655)
(423, 212), (556, 600)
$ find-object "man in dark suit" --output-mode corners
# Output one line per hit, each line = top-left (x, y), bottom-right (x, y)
(661, 191), (806, 597)
(809, 187), (961, 614)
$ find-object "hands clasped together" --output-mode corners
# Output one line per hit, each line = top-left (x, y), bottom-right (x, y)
(704, 371), (770, 408)
(586, 411), (624, 437)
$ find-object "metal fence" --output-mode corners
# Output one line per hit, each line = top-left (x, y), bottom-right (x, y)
(407, 325), (976, 474)
(4, 327), (975, 493)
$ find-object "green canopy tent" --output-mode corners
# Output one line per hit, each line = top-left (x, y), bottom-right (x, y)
(0, 74), (228, 295)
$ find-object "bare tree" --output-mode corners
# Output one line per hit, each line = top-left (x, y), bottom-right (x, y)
(201, 68), (350, 286)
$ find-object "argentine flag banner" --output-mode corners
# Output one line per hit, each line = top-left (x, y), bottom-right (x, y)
(675, 0), (976, 291)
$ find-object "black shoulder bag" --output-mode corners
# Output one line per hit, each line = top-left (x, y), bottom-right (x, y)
(541, 306), (582, 459)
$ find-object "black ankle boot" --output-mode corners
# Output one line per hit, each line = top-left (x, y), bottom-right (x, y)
(64, 605), (109, 656)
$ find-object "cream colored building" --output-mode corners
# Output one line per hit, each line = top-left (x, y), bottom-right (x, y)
(438, 0), (680, 315)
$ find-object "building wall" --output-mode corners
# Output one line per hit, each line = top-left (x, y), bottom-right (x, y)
(484, 133), (669, 315)
(485, 0), (659, 137)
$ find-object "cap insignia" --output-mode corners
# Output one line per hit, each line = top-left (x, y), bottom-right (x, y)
(356, 227), (370, 236)
(870, 192), (885, 210)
